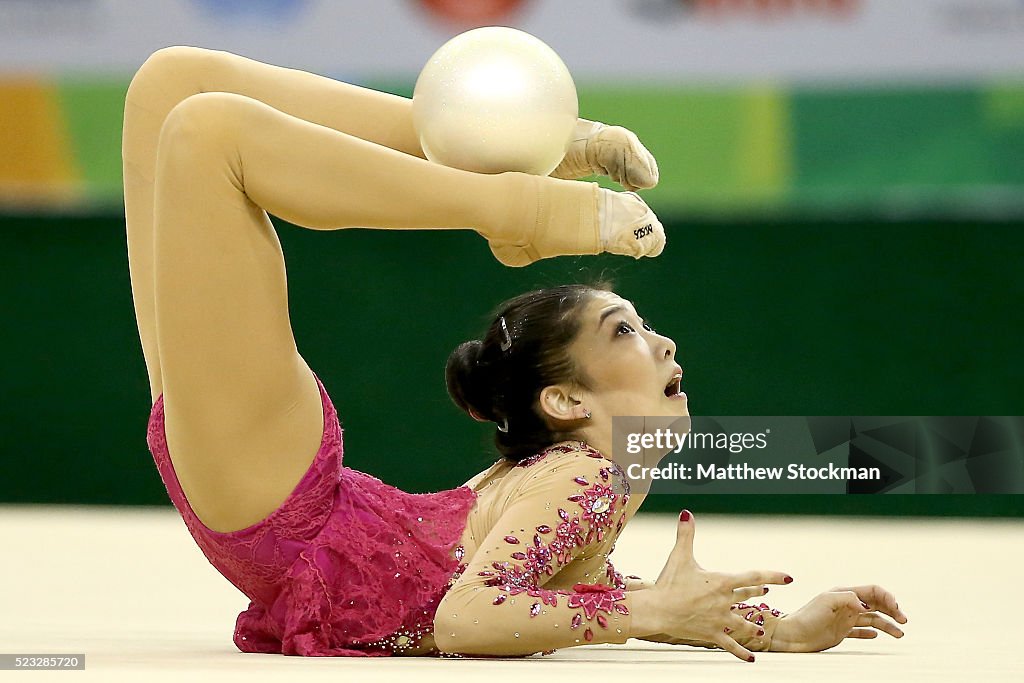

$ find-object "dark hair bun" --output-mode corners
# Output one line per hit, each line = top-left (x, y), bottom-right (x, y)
(445, 340), (492, 421)
(444, 284), (610, 461)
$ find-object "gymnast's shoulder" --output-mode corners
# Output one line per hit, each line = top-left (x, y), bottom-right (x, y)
(507, 441), (627, 494)
(460, 441), (623, 493)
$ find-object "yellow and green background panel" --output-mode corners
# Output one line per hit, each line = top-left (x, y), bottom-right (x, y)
(2, 78), (1023, 214)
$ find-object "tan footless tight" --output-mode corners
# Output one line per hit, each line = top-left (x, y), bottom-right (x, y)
(123, 47), (599, 530)
(125, 47), (599, 402)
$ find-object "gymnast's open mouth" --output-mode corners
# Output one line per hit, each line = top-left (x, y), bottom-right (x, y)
(663, 368), (683, 397)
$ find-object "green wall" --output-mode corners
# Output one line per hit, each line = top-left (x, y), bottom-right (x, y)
(2, 212), (1022, 516)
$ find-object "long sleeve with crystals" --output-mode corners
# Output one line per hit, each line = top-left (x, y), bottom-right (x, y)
(434, 444), (634, 656)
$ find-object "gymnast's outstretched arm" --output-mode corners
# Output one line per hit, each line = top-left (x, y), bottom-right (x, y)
(436, 467), (790, 658)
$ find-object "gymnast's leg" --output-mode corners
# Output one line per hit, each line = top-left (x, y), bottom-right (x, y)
(124, 46), (429, 402)
(154, 91), (588, 246)
(125, 47), (631, 403)
(150, 91), (611, 529)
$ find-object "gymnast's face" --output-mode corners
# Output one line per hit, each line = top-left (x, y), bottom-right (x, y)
(550, 291), (688, 426)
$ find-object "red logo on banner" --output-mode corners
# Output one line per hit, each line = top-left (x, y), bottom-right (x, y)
(416, 0), (529, 26)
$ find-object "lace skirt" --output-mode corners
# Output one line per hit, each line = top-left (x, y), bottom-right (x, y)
(147, 372), (478, 656)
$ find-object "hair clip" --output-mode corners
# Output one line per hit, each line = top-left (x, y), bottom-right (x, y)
(499, 316), (512, 352)
(496, 416), (509, 433)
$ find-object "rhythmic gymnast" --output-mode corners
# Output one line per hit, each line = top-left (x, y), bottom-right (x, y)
(125, 47), (907, 659)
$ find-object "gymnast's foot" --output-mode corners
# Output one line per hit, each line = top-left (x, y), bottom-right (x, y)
(487, 177), (665, 267)
(598, 188), (665, 259)
(551, 119), (660, 192)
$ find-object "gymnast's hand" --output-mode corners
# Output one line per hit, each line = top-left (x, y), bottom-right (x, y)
(769, 585), (908, 653)
(630, 511), (793, 662)
(551, 118), (659, 192)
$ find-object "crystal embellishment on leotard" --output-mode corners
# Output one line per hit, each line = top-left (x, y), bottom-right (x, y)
(605, 559), (627, 590)
(362, 621), (433, 654)
(552, 516), (584, 565)
(567, 583), (628, 619)
(446, 561), (468, 590)
(515, 440), (601, 468)
(473, 442), (633, 653)
(516, 452), (548, 468)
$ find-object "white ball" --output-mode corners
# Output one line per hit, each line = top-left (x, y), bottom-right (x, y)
(412, 27), (578, 176)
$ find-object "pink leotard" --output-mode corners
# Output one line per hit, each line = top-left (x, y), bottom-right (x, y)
(146, 373), (477, 656)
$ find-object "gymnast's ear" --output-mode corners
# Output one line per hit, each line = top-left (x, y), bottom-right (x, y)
(538, 384), (587, 423)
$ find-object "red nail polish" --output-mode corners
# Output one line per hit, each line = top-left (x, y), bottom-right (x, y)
(757, 629), (765, 636)
(679, 510), (691, 522)
(724, 627), (731, 634)
(784, 576), (793, 584)
(747, 655), (756, 663)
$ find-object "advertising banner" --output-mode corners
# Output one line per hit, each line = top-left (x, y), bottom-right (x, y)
(1, 0), (1022, 214)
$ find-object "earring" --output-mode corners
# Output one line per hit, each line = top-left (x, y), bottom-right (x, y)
(583, 409), (592, 419)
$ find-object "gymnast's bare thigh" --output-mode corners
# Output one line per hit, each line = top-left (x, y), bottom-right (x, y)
(122, 56), (357, 534)
(135, 103), (326, 534)
(149, 210), (324, 535)
(159, 357), (325, 535)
